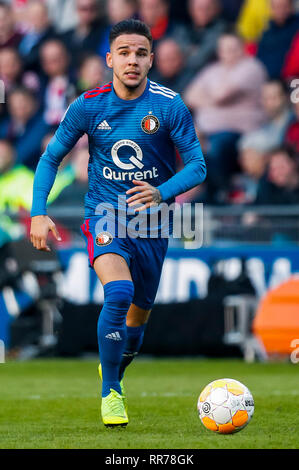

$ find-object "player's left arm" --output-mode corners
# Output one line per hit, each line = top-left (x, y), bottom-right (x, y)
(126, 95), (206, 211)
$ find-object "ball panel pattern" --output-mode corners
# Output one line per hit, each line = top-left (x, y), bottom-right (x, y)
(198, 378), (254, 434)
(202, 416), (218, 431)
(232, 410), (248, 427)
(199, 385), (212, 402)
(217, 423), (236, 434)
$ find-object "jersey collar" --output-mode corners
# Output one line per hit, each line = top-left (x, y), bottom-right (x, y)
(111, 78), (150, 104)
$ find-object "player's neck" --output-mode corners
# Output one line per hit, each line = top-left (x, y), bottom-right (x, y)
(113, 76), (148, 101)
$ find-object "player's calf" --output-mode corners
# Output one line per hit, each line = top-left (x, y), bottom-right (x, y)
(98, 280), (134, 397)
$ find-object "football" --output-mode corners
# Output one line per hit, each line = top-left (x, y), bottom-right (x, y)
(197, 378), (254, 434)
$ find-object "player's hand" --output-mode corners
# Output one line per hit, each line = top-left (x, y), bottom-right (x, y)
(30, 215), (61, 252)
(126, 180), (162, 212)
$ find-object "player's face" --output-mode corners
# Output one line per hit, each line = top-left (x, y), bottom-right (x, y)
(107, 34), (153, 90)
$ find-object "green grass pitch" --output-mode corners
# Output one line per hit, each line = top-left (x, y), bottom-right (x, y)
(0, 358), (298, 449)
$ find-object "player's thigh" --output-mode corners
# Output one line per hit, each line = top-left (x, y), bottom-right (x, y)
(126, 303), (151, 327)
(130, 237), (168, 310)
(94, 253), (132, 285)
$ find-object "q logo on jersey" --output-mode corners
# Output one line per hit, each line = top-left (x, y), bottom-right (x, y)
(111, 139), (144, 170)
(141, 114), (160, 134)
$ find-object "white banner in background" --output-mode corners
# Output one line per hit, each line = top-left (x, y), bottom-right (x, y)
(58, 251), (296, 306)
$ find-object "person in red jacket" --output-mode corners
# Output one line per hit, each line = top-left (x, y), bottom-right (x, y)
(282, 31), (299, 81)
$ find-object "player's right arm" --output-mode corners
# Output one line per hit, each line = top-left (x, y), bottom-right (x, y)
(30, 94), (86, 251)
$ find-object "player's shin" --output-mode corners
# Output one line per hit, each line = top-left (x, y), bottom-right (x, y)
(97, 280), (134, 397)
(119, 324), (146, 381)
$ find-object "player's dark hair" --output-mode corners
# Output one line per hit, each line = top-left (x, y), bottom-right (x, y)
(109, 19), (153, 48)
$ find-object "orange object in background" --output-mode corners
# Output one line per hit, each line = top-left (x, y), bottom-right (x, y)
(253, 277), (299, 355)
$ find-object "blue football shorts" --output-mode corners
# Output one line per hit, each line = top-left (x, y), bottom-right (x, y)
(80, 216), (169, 310)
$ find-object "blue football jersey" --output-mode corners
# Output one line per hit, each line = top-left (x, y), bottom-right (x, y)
(31, 79), (206, 218)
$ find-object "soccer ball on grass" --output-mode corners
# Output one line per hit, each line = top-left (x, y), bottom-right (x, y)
(197, 378), (254, 434)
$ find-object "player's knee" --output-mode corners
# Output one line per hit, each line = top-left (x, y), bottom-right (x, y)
(103, 280), (134, 310)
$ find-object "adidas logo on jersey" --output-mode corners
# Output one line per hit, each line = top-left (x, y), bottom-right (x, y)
(105, 331), (122, 341)
(97, 120), (111, 130)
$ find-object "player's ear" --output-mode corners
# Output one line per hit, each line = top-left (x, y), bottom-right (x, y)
(149, 52), (154, 69)
(106, 52), (113, 69)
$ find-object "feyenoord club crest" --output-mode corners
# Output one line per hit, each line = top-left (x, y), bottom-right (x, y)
(141, 114), (160, 134)
(95, 231), (113, 246)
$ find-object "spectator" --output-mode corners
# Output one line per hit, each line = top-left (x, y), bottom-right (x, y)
(97, 0), (137, 59)
(282, 31), (299, 80)
(0, 1), (23, 49)
(185, 0), (228, 73)
(257, 0), (299, 79)
(18, 0), (57, 73)
(238, 80), (294, 154)
(255, 146), (299, 204)
(46, 0), (78, 34)
(138, 0), (188, 46)
(149, 38), (194, 93)
(0, 47), (40, 94)
(60, 0), (106, 68)
(0, 87), (50, 170)
(184, 32), (267, 202)
(227, 137), (270, 204)
(237, 0), (271, 43)
(76, 54), (107, 94)
(285, 101), (299, 153)
(39, 39), (76, 126)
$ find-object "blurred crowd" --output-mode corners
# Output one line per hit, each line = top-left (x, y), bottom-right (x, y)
(0, 0), (299, 214)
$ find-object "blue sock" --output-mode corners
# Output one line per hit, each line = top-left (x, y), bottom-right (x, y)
(119, 324), (146, 381)
(98, 280), (134, 397)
